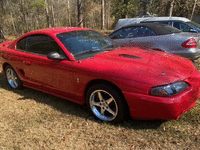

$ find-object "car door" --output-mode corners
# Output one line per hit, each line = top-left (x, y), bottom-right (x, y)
(16, 34), (75, 97)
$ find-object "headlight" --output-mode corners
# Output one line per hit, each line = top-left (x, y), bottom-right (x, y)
(150, 81), (189, 97)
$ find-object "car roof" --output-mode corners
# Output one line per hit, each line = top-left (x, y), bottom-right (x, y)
(15, 27), (92, 42)
(114, 23), (182, 35)
(9, 27), (92, 53)
(27, 27), (91, 35)
(140, 16), (190, 22)
(115, 17), (191, 30)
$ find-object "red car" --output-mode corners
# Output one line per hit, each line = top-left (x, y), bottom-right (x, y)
(0, 27), (200, 123)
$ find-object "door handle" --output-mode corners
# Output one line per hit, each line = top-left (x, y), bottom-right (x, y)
(23, 60), (32, 65)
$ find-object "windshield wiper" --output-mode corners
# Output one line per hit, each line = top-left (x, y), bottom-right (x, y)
(74, 45), (118, 56)
(103, 44), (119, 51)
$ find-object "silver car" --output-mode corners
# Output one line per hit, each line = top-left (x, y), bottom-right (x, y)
(109, 23), (200, 61)
(114, 17), (200, 33)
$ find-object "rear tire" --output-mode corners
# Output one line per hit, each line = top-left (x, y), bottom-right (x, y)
(86, 83), (126, 123)
(5, 65), (22, 89)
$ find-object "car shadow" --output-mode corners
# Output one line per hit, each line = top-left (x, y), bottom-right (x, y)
(0, 72), (165, 130)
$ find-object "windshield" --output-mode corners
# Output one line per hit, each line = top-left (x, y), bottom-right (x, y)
(186, 21), (200, 31)
(57, 30), (116, 60)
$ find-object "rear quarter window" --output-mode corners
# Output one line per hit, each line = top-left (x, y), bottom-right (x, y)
(109, 27), (133, 39)
(17, 38), (26, 50)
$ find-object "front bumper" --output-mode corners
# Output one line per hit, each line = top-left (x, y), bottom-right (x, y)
(123, 69), (200, 120)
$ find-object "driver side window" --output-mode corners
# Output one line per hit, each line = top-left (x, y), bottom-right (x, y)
(26, 35), (61, 55)
(17, 34), (64, 56)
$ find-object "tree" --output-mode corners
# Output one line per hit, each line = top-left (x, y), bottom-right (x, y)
(77, 0), (83, 27)
(169, 0), (175, 17)
(45, 0), (51, 28)
(138, 0), (150, 16)
(191, 0), (197, 20)
(102, 0), (105, 30)
(1, 0), (200, 36)
(112, 0), (138, 23)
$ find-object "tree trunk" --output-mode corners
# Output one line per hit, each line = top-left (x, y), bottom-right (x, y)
(45, 0), (51, 28)
(107, 1), (110, 29)
(169, 0), (174, 17)
(0, 1), (3, 30)
(191, 0), (197, 20)
(51, 5), (55, 27)
(77, 0), (83, 27)
(68, 0), (71, 26)
(20, 0), (28, 33)
(10, 11), (17, 35)
(101, 0), (105, 30)
(0, 0), (4, 15)
(140, 1), (147, 16)
(122, 0), (129, 18)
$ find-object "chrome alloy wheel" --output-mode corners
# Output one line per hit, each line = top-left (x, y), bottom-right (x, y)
(89, 90), (118, 121)
(6, 68), (19, 88)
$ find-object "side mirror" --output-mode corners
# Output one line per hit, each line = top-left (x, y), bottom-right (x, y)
(47, 52), (66, 60)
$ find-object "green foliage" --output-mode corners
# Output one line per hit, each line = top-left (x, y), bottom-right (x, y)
(112, 0), (200, 20)
(29, 0), (45, 9)
(1, 0), (200, 35)
(111, 0), (138, 22)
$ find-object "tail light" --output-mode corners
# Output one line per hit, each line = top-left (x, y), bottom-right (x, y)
(181, 38), (197, 48)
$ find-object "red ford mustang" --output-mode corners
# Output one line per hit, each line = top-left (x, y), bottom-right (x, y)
(0, 27), (200, 123)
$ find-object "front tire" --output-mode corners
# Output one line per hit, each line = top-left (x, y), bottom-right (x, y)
(86, 84), (126, 123)
(5, 65), (22, 89)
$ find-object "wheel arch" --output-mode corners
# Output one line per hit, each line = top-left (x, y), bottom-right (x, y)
(84, 79), (130, 115)
(2, 63), (11, 72)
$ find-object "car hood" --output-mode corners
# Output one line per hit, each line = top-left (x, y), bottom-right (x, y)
(81, 47), (195, 86)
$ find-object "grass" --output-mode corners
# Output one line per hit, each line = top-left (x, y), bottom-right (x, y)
(0, 35), (17, 43)
(0, 36), (200, 149)
(4, 35), (17, 41)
